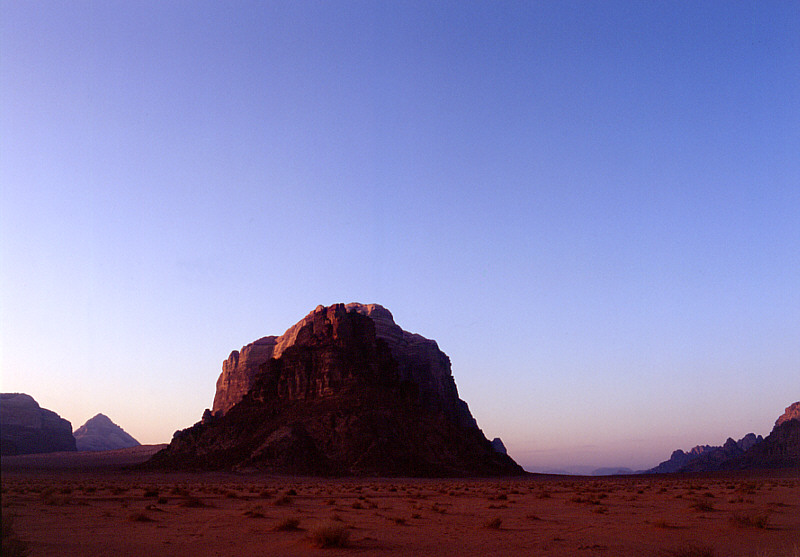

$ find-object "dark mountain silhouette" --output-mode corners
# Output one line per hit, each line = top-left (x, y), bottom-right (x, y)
(1, 393), (76, 455)
(646, 402), (799, 473)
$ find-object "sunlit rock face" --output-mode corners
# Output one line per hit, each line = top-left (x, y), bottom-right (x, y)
(212, 303), (477, 430)
(152, 304), (524, 476)
(776, 401), (800, 427)
(1, 393), (76, 455)
(73, 413), (140, 452)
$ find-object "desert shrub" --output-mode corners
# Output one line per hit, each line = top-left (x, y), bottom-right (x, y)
(652, 519), (679, 529)
(285, 489), (298, 496)
(728, 511), (769, 529)
(350, 501), (363, 509)
(689, 500), (715, 512)
(273, 517), (300, 531)
(143, 489), (159, 498)
(273, 495), (292, 507)
(243, 507), (266, 519)
(157, 497), (168, 505)
(309, 521), (350, 548)
(526, 513), (542, 521)
(178, 496), (207, 508)
(128, 512), (155, 522)
(483, 517), (503, 529)
(668, 543), (716, 557)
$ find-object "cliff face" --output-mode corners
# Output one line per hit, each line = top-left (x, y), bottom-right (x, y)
(1, 393), (76, 455)
(73, 414), (141, 452)
(151, 304), (524, 476)
(212, 303), (477, 429)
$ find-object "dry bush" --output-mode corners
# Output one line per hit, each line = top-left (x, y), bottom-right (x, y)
(128, 512), (155, 522)
(273, 517), (300, 531)
(178, 496), (207, 508)
(689, 500), (715, 512)
(483, 517), (503, 529)
(728, 511), (770, 529)
(273, 495), (292, 507)
(668, 543), (716, 557)
(309, 521), (350, 548)
(651, 518), (679, 529)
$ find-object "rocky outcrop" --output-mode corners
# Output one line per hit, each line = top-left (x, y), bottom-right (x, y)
(776, 402), (800, 427)
(212, 303), (478, 430)
(0, 393), (76, 455)
(491, 438), (507, 455)
(150, 304), (524, 476)
(722, 402), (800, 470)
(647, 401), (800, 473)
(646, 445), (716, 474)
(73, 414), (140, 452)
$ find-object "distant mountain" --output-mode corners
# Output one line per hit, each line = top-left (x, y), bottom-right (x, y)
(720, 402), (800, 470)
(591, 467), (634, 476)
(73, 414), (140, 452)
(1, 393), (76, 455)
(646, 444), (717, 474)
(646, 401), (799, 473)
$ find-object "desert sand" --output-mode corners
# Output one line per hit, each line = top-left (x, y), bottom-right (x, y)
(2, 452), (798, 557)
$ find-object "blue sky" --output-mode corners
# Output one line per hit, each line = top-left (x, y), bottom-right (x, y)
(2, 1), (798, 471)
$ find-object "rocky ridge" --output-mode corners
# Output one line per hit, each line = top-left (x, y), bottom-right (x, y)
(1, 393), (77, 455)
(73, 414), (141, 452)
(150, 303), (524, 476)
(647, 402), (799, 473)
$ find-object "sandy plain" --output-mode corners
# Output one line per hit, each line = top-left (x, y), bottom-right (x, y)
(2, 451), (799, 557)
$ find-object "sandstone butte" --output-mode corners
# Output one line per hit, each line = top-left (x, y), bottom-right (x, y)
(149, 303), (524, 476)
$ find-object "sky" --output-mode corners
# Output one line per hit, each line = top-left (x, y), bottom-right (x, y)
(1, 1), (798, 473)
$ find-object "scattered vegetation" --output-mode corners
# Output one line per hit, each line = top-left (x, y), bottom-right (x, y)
(309, 521), (350, 548)
(178, 496), (207, 508)
(128, 512), (155, 523)
(483, 517), (503, 529)
(689, 500), (715, 512)
(728, 511), (770, 529)
(668, 543), (716, 557)
(273, 517), (300, 531)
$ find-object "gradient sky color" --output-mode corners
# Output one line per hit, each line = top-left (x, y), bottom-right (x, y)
(2, 1), (798, 472)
